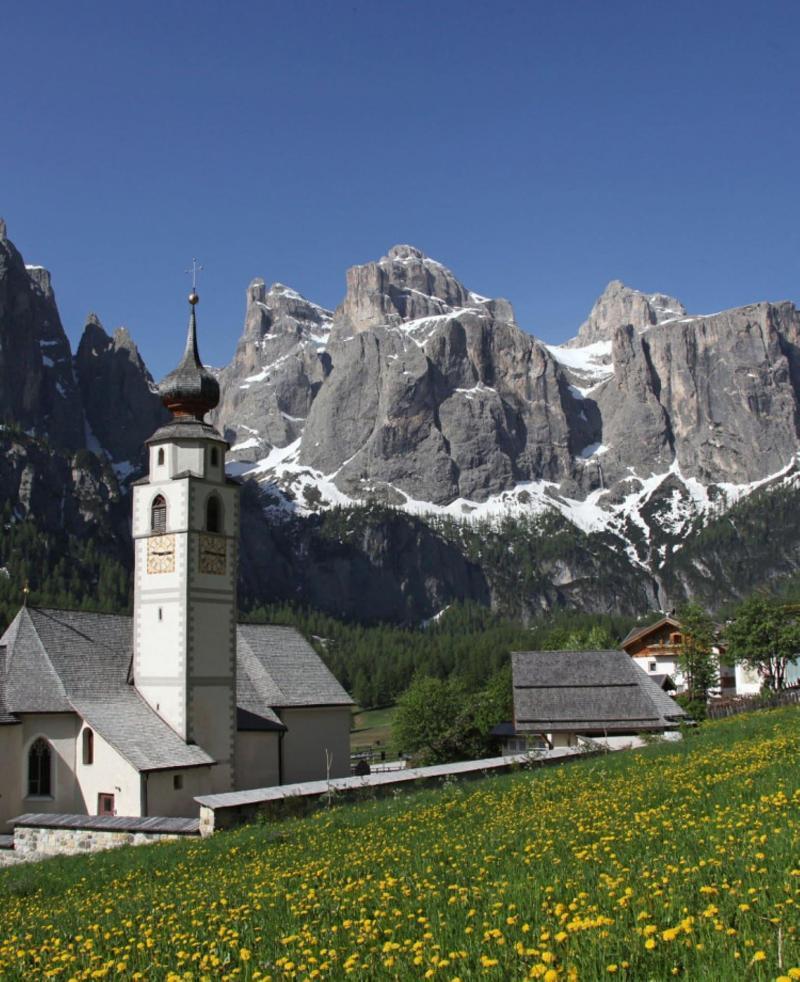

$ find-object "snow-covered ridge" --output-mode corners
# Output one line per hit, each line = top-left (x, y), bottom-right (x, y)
(228, 429), (800, 571)
(545, 340), (613, 396)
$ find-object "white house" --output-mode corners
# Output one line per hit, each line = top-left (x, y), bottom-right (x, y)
(0, 292), (352, 832)
(621, 615), (763, 696)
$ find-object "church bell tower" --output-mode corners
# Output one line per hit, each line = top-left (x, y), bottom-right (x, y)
(132, 286), (238, 793)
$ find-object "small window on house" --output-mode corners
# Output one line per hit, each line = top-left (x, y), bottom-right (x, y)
(648, 660), (657, 673)
(157, 447), (165, 466)
(173, 774), (183, 791)
(151, 494), (167, 533)
(670, 632), (682, 645)
(210, 447), (219, 467)
(82, 728), (94, 766)
(206, 495), (221, 533)
(28, 738), (52, 797)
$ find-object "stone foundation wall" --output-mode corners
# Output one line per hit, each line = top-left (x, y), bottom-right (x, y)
(14, 826), (183, 856)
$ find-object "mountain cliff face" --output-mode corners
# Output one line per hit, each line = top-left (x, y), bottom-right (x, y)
(213, 243), (800, 615)
(2, 217), (800, 624)
(213, 279), (331, 458)
(74, 314), (168, 470)
(0, 220), (84, 448)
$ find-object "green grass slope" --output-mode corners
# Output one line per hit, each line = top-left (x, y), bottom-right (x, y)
(1, 710), (799, 980)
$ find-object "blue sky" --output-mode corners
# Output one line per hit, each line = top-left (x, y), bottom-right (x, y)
(3, 1), (799, 377)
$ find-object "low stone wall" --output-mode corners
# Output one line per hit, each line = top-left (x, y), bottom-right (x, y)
(9, 813), (200, 858)
(14, 825), (184, 856)
(196, 746), (595, 835)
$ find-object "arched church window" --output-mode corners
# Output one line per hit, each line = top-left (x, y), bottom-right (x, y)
(151, 495), (167, 534)
(206, 495), (221, 533)
(82, 728), (94, 766)
(210, 447), (219, 467)
(157, 448), (165, 466)
(28, 738), (52, 797)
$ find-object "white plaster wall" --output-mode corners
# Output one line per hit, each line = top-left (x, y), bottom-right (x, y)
(175, 443), (206, 477)
(188, 599), (235, 677)
(235, 731), (280, 790)
(18, 714), (82, 814)
(145, 766), (212, 817)
(735, 663), (762, 694)
(279, 707), (351, 784)
(133, 476), (191, 739)
(132, 478), (190, 538)
(0, 724), (23, 832)
(75, 725), (142, 817)
(549, 732), (577, 749)
(149, 438), (227, 485)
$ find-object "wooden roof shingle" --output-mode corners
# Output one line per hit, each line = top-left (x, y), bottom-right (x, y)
(511, 649), (686, 734)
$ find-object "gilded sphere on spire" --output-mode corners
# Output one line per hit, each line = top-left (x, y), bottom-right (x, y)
(188, 292), (200, 305)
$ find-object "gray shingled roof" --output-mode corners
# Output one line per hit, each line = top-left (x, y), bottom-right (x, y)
(511, 649), (686, 734)
(0, 644), (20, 725)
(237, 624), (353, 709)
(0, 609), (352, 765)
(1, 609), (214, 771)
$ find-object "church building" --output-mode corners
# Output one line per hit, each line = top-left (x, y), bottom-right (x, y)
(0, 291), (352, 832)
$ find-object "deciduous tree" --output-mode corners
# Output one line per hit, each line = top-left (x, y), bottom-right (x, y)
(725, 595), (800, 690)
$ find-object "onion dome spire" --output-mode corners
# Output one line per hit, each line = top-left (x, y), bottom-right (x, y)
(158, 289), (220, 421)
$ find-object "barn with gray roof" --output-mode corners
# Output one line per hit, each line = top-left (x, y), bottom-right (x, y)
(506, 649), (686, 750)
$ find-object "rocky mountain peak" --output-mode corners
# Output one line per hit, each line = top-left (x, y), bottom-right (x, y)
(568, 279), (686, 348)
(74, 313), (166, 465)
(0, 230), (83, 448)
(247, 277), (267, 304)
(386, 244), (425, 261)
(338, 244), (473, 333)
(25, 265), (54, 300)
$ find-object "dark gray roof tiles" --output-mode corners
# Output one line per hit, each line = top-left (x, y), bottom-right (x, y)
(237, 624), (353, 709)
(146, 420), (226, 445)
(512, 649), (685, 734)
(0, 644), (19, 725)
(3, 609), (71, 712)
(0, 608), (352, 767)
(1, 608), (213, 771)
(511, 649), (641, 688)
(74, 696), (214, 772)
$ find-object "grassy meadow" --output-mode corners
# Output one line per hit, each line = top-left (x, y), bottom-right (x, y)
(350, 705), (398, 758)
(1, 709), (799, 981)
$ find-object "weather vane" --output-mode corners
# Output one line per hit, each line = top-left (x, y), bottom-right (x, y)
(186, 258), (203, 303)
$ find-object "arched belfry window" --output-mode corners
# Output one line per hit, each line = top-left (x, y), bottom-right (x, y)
(206, 495), (221, 533)
(157, 448), (165, 466)
(210, 447), (219, 468)
(151, 494), (167, 534)
(28, 738), (52, 797)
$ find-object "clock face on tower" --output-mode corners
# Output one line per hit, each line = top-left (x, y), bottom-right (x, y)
(147, 534), (175, 574)
(199, 534), (227, 575)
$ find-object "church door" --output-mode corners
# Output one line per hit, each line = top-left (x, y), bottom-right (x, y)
(98, 793), (115, 816)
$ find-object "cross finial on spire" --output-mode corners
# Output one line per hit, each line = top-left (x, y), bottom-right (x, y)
(22, 580), (29, 607)
(186, 258), (203, 304)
